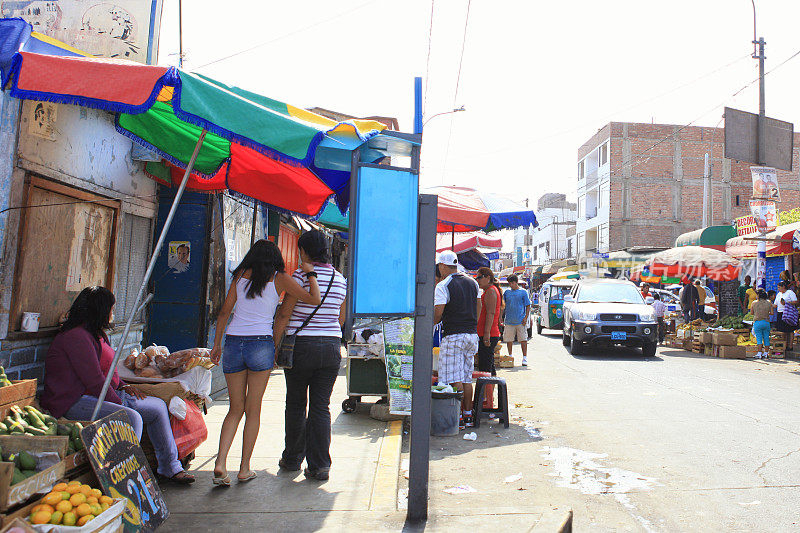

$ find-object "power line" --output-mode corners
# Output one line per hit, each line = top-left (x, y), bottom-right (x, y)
(440, 0), (472, 184)
(193, 0), (382, 70)
(423, 0), (436, 116)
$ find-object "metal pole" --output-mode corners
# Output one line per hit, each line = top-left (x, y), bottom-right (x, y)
(91, 130), (207, 421)
(250, 200), (259, 245)
(343, 147), (361, 342)
(178, 0), (184, 69)
(756, 36), (766, 165)
(407, 193), (437, 523)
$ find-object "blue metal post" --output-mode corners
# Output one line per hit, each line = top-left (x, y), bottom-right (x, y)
(414, 77), (423, 135)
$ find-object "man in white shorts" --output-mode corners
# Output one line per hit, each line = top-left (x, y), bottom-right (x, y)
(434, 251), (480, 428)
(502, 275), (531, 365)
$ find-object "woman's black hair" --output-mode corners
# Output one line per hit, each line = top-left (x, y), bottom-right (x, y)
(757, 289), (768, 300)
(298, 230), (330, 263)
(232, 239), (285, 299)
(61, 286), (115, 340)
(476, 267), (501, 294)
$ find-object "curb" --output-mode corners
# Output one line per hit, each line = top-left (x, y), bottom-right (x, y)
(369, 419), (403, 511)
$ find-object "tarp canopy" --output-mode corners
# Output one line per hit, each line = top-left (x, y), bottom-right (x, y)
(424, 186), (538, 233)
(316, 201), (350, 231)
(600, 250), (656, 268)
(0, 19), (391, 217)
(435, 231), (503, 253)
(726, 221), (800, 258)
(675, 225), (737, 251)
(645, 246), (741, 281)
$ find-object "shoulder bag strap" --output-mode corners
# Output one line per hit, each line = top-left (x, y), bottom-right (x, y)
(294, 269), (335, 335)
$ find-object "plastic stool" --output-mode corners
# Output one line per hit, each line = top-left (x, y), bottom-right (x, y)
(472, 376), (509, 428)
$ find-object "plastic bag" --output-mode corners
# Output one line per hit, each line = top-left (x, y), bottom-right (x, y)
(170, 401), (207, 459)
(169, 396), (187, 420)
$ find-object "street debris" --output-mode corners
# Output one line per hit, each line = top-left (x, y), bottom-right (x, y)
(738, 500), (761, 506)
(541, 447), (659, 495)
(503, 473), (523, 483)
(397, 488), (408, 510)
(443, 484), (477, 494)
(463, 432), (477, 441)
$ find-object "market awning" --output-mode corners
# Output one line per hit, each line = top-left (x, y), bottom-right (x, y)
(600, 250), (656, 268)
(316, 201), (350, 231)
(726, 221), (800, 258)
(0, 20), (390, 217)
(675, 225), (737, 251)
(646, 246), (741, 281)
(425, 186), (538, 233)
(435, 232), (503, 254)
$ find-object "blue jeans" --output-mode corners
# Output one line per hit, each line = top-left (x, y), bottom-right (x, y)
(65, 392), (183, 478)
(282, 337), (341, 471)
(753, 320), (771, 346)
(223, 335), (275, 373)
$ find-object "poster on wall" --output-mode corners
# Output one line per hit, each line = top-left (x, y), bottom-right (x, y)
(1, 0), (163, 64)
(27, 101), (57, 140)
(749, 199), (777, 234)
(383, 318), (414, 416)
(751, 166), (780, 201)
(734, 214), (758, 236)
(167, 241), (190, 274)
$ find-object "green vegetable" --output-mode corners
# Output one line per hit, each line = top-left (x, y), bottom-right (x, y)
(22, 406), (47, 430)
(20, 469), (36, 479)
(11, 467), (25, 485)
(17, 451), (35, 471)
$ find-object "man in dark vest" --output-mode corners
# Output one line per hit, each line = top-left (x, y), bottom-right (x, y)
(434, 251), (481, 429)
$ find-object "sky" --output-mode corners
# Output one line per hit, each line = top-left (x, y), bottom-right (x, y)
(158, 1), (800, 251)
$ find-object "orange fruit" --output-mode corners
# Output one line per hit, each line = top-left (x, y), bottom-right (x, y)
(62, 511), (77, 526)
(69, 493), (86, 507)
(55, 500), (72, 514)
(86, 496), (98, 505)
(79, 485), (93, 496)
(36, 504), (54, 515)
(100, 502), (109, 511)
(75, 503), (92, 517)
(67, 480), (81, 486)
(66, 485), (82, 495)
(30, 510), (51, 524)
(77, 515), (94, 526)
(99, 495), (113, 505)
(49, 510), (63, 525)
(42, 492), (62, 507)
(89, 503), (102, 516)
(91, 488), (102, 499)
(53, 482), (68, 492)
(61, 491), (71, 501)
(31, 505), (42, 513)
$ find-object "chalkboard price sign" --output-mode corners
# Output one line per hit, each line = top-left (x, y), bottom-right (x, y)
(81, 410), (169, 533)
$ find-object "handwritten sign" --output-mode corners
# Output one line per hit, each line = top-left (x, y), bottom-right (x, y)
(81, 411), (168, 533)
(734, 214), (758, 236)
(383, 318), (414, 415)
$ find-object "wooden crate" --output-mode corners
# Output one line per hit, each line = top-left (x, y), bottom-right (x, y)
(691, 342), (705, 353)
(0, 434), (67, 511)
(495, 356), (514, 368)
(0, 382), (37, 421)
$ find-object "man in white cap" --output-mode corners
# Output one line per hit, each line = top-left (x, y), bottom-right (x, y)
(434, 250), (481, 429)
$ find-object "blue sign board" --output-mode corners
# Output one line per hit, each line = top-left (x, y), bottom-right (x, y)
(592, 252), (610, 259)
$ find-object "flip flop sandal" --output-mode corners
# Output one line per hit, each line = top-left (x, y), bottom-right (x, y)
(212, 474), (231, 486)
(238, 472), (257, 482)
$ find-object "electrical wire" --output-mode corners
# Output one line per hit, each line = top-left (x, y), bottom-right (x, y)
(193, 0), (382, 70)
(0, 191), (160, 216)
(440, 0), (472, 184)
(423, 0), (436, 117)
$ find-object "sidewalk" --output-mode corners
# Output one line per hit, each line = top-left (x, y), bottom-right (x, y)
(157, 357), (572, 532)
(158, 366), (407, 532)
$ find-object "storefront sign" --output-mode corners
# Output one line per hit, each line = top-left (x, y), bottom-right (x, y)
(734, 215), (757, 236)
(383, 318), (414, 416)
(749, 200), (777, 233)
(751, 166), (780, 201)
(82, 411), (168, 533)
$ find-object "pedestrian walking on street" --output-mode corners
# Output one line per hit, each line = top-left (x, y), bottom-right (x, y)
(502, 274), (531, 366)
(651, 292), (667, 344)
(211, 240), (321, 486)
(680, 280), (699, 322)
(433, 250), (480, 429)
(751, 289), (773, 359)
(274, 230), (347, 481)
(476, 267), (501, 375)
(774, 280), (798, 352)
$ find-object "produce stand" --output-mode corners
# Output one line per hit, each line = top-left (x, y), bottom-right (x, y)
(342, 319), (389, 414)
(666, 315), (787, 359)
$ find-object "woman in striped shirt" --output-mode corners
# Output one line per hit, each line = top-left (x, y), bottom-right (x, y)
(274, 230), (347, 481)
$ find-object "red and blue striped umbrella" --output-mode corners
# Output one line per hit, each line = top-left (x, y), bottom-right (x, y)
(425, 186), (538, 233)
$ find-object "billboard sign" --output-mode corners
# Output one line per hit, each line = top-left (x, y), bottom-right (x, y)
(724, 107), (794, 171)
(751, 166), (780, 201)
(749, 199), (777, 234)
(734, 215), (757, 236)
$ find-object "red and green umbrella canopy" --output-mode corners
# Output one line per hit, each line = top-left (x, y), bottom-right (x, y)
(645, 246), (741, 282)
(425, 186), (538, 233)
(0, 21), (387, 217)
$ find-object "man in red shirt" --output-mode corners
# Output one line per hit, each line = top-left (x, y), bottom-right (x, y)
(476, 267), (501, 376)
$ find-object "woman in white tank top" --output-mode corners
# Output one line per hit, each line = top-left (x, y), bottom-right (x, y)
(210, 239), (321, 486)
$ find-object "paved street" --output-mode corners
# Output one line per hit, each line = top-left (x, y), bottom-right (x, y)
(433, 331), (800, 532)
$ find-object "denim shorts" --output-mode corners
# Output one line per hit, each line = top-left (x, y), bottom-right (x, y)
(223, 335), (275, 373)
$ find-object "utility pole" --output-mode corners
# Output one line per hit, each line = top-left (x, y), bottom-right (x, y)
(702, 153), (711, 227)
(178, 0), (184, 68)
(753, 30), (767, 290)
(525, 198), (531, 265)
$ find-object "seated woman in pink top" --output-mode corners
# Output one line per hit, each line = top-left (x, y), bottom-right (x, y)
(41, 286), (194, 484)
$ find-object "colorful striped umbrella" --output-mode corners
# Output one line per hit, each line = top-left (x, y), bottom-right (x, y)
(435, 231), (502, 253)
(0, 19), (387, 217)
(425, 186), (538, 233)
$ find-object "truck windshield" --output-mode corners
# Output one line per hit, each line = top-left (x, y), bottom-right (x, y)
(577, 284), (644, 304)
(551, 286), (570, 299)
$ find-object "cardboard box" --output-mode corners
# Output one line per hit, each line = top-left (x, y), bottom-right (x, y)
(712, 332), (739, 346)
(496, 356), (514, 368)
(0, 435), (68, 511)
(700, 332), (714, 344)
(704, 345), (714, 357)
(745, 346), (760, 358)
(717, 345), (747, 359)
(682, 339), (693, 351)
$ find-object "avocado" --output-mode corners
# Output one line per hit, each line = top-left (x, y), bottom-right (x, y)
(11, 467), (25, 485)
(17, 451), (36, 471)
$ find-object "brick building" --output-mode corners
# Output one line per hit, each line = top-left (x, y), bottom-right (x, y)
(575, 122), (800, 258)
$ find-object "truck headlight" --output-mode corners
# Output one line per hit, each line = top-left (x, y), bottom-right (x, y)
(574, 309), (597, 321)
(639, 311), (656, 322)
